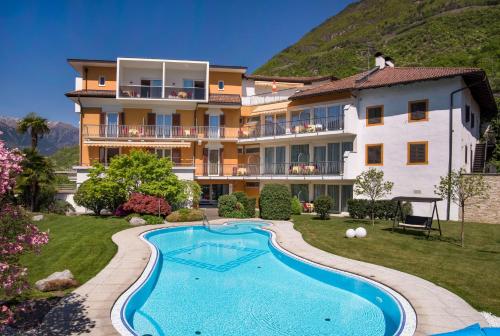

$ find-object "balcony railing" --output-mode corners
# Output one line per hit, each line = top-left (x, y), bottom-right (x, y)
(195, 161), (342, 177)
(118, 85), (205, 100)
(82, 125), (240, 140)
(239, 117), (344, 139)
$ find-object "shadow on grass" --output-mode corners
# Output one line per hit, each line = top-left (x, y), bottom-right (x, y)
(381, 227), (462, 246)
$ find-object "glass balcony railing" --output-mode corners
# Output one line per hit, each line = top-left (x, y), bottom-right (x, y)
(239, 117), (344, 139)
(118, 85), (206, 100)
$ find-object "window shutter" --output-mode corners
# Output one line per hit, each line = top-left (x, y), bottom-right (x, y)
(220, 113), (225, 137)
(203, 148), (208, 175)
(99, 113), (106, 136)
(172, 148), (181, 164)
(172, 114), (180, 126)
(147, 113), (156, 125)
(219, 148), (224, 176)
(204, 114), (209, 126)
(120, 112), (125, 125)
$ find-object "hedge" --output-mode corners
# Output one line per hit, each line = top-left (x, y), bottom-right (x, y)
(218, 192), (256, 218)
(166, 208), (204, 222)
(259, 184), (291, 220)
(218, 195), (238, 217)
(347, 199), (412, 220)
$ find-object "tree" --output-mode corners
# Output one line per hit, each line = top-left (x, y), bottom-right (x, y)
(74, 172), (126, 215)
(0, 132), (23, 198)
(17, 149), (56, 212)
(105, 150), (184, 204)
(16, 112), (50, 151)
(435, 169), (489, 247)
(354, 168), (394, 226)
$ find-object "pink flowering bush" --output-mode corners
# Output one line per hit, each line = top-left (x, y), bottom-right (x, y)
(0, 131), (23, 196)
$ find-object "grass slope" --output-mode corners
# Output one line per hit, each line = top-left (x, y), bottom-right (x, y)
(19, 214), (129, 298)
(292, 215), (500, 315)
(256, 0), (500, 93)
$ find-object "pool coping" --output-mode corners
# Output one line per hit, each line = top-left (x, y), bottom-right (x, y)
(65, 219), (487, 335)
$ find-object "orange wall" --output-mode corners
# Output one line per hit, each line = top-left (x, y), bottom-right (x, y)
(209, 71), (242, 95)
(84, 66), (117, 91)
(81, 108), (101, 165)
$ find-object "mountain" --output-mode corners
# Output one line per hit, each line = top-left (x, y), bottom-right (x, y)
(0, 116), (78, 155)
(255, 0), (500, 94)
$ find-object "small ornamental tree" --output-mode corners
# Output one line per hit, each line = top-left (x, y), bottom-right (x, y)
(354, 168), (394, 226)
(435, 169), (489, 247)
(122, 193), (172, 216)
(314, 195), (334, 220)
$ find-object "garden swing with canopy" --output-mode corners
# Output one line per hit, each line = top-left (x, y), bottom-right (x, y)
(392, 196), (442, 238)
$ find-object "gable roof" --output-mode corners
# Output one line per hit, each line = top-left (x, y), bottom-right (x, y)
(290, 67), (497, 117)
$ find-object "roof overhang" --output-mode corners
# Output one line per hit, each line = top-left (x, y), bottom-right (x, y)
(67, 59), (116, 75)
(209, 65), (247, 74)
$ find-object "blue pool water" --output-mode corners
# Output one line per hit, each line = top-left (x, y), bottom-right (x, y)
(121, 222), (406, 336)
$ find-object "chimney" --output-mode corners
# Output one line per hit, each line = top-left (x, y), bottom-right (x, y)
(374, 52), (385, 69)
(385, 56), (395, 68)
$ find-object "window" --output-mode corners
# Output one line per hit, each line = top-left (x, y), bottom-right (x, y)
(99, 147), (119, 165)
(218, 80), (224, 91)
(465, 105), (471, 123)
(366, 106), (384, 126)
(465, 145), (468, 164)
(408, 100), (428, 122)
(341, 185), (353, 212)
(313, 184), (326, 200)
(407, 141), (428, 165)
(98, 76), (105, 87)
(155, 148), (172, 159)
(471, 113), (475, 129)
(291, 184), (309, 202)
(291, 144), (309, 163)
(245, 147), (259, 154)
(246, 182), (259, 189)
(365, 144), (383, 166)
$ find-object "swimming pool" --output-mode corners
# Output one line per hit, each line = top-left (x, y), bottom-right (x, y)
(112, 222), (416, 336)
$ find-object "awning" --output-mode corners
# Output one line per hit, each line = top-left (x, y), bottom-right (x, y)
(251, 101), (289, 116)
(84, 141), (191, 148)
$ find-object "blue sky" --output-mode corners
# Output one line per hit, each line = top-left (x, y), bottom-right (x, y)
(0, 0), (353, 125)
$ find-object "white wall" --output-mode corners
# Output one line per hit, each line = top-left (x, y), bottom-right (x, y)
(120, 67), (163, 85)
(355, 77), (466, 220)
(459, 81), (481, 173)
(164, 69), (206, 87)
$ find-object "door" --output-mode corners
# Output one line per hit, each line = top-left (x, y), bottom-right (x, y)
(313, 107), (326, 130)
(151, 79), (162, 98)
(208, 115), (220, 138)
(275, 146), (286, 174)
(264, 115), (274, 136)
(327, 185), (340, 213)
(264, 147), (274, 174)
(156, 114), (172, 138)
(208, 149), (219, 175)
(194, 80), (205, 99)
(106, 113), (118, 137)
(141, 80), (150, 98)
(314, 146), (327, 174)
(327, 105), (341, 130)
(328, 143), (340, 174)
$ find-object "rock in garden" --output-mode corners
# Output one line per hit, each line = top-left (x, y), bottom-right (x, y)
(32, 214), (44, 221)
(129, 217), (146, 226)
(35, 270), (78, 292)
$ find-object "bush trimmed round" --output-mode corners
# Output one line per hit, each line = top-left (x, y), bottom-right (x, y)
(345, 229), (356, 238)
(259, 184), (291, 220)
(355, 227), (367, 238)
(314, 195), (334, 219)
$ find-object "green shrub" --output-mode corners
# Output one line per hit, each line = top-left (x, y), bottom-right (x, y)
(314, 196), (333, 220)
(347, 199), (412, 220)
(291, 196), (302, 215)
(74, 178), (126, 215)
(42, 199), (75, 215)
(218, 195), (238, 217)
(140, 214), (164, 225)
(259, 184), (291, 220)
(232, 191), (248, 204)
(245, 197), (256, 217)
(166, 208), (204, 222)
(226, 210), (248, 218)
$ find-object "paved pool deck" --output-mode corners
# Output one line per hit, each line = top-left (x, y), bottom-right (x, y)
(39, 219), (488, 335)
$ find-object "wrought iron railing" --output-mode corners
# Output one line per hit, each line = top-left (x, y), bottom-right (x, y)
(82, 125), (239, 139)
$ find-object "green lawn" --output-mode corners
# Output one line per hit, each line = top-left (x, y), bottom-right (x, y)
(19, 214), (130, 298)
(292, 215), (500, 315)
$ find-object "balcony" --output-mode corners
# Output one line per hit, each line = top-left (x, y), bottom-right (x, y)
(117, 58), (208, 102)
(239, 116), (344, 141)
(118, 85), (206, 100)
(195, 161), (342, 179)
(82, 125), (240, 140)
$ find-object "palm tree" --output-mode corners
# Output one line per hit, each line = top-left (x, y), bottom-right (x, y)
(16, 112), (50, 151)
(17, 149), (55, 212)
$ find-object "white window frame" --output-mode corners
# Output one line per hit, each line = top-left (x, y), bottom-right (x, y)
(218, 80), (225, 91)
(98, 75), (106, 87)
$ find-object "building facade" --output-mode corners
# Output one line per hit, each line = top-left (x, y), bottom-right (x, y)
(66, 55), (496, 220)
